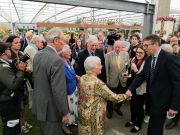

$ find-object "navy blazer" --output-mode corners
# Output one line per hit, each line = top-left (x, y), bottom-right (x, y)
(129, 50), (180, 113)
(76, 49), (106, 83)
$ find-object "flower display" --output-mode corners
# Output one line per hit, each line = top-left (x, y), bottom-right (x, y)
(157, 16), (176, 22)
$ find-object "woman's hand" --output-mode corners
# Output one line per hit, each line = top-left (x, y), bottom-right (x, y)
(131, 63), (138, 73)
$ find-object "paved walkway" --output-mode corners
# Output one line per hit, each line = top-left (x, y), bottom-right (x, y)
(105, 103), (180, 135)
(70, 103), (180, 135)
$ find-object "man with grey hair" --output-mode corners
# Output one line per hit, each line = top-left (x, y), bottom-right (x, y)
(76, 35), (106, 83)
(20, 31), (34, 52)
(24, 35), (45, 109)
(161, 44), (173, 53)
(33, 28), (70, 135)
(105, 40), (130, 118)
(24, 35), (44, 70)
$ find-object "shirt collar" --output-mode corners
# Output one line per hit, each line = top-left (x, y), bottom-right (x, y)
(88, 50), (95, 55)
(114, 51), (120, 56)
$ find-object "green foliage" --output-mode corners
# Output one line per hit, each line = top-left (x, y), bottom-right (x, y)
(132, 23), (141, 26)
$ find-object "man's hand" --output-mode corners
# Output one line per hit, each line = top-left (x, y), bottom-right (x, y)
(125, 89), (132, 100)
(76, 75), (80, 81)
(16, 61), (27, 71)
(25, 66), (32, 72)
(62, 113), (70, 124)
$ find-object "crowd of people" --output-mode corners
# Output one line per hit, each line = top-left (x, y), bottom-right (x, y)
(0, 28), (180, 135)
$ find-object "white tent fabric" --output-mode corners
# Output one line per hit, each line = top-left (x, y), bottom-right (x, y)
(0, 0), (179, 25)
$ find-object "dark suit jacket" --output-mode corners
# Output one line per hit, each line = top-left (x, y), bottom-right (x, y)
(20, 38), (28, 52)
(76, 49), (106, 83)
(33, 46), (69, 121)
(129, 50), (180, 113)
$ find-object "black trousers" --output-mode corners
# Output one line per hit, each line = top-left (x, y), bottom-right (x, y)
(0, 101), (20, 135)
(107, 82), (126, 113)
(147, 95), (166, 135)
(144, 93), (151, 116)
(147, 110), (166, 135)
(129, 93), (145, 128)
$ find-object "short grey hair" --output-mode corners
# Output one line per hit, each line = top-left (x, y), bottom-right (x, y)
(59, 44), (70, 56)
(30, 35), (44, 44)
(25, 31), (33, 38)
(161, 44), (173, 53)
(87, 35), (98, 45)
(84, 56), (101, 73)
(46, 28), (63, 43)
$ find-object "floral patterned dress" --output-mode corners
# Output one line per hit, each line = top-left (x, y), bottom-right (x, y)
(78, 74), (127, 135)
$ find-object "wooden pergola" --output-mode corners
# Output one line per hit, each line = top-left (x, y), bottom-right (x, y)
(36, 22), (143, 30)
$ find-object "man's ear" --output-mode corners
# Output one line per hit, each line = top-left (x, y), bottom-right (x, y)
(53, 38), (58, 45)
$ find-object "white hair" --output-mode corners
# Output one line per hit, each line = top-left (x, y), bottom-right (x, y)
(87, 35), (98, 45)
(161, 44), (173, 53)
(30, 35), (44, 44)
(46, 28), (63, 43)
(25, 31), (33, 38)
(84, 56), (101, 73)
(59, 44), (70, 56)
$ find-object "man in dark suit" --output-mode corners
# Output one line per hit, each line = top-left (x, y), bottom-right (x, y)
(126, 34), (180, 135)
(76, 35), (106, 83)
(20, 31), (33, 52)
(33, 28), (70, 135)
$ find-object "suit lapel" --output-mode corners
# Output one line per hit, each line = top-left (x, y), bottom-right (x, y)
(84, 49), (90, 57)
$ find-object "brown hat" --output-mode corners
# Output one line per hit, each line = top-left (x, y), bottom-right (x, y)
(0, 42), (11, 56)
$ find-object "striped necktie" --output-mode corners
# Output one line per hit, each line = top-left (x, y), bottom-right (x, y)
(149, 56), (156, 93)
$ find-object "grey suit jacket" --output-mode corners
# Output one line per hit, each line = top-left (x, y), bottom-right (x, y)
(105, 51), (130, 88)
(32, 46), (69, 122)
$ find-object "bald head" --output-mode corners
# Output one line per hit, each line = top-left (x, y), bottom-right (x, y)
(114, 40), (123, 54)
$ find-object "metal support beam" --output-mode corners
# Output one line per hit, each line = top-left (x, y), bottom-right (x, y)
(25, 0), (155, 14)
(24, 0), (155, 36)
(57, 9), (99, 22)
(30, 3), (48, 23)
(43, 6), (76, 22)
(12, 0), (21, 23)
(143, 3), (154, 38)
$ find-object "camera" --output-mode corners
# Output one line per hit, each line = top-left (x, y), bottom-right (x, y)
(19, 53), (30, 63)
(12, 53), (30, 69)
(107, 31), (121, 46)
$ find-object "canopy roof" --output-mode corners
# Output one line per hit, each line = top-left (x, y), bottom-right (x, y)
(0, 0), (179, 25)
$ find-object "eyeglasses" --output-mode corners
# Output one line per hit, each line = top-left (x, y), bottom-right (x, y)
(136, 51), (144, 54)
(143, 43), (153, 49)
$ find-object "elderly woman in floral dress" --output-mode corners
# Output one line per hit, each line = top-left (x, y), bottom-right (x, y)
(78, 56), (128, 135)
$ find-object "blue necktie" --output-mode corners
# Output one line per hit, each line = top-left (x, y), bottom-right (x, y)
(91, 52), (95, 56)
